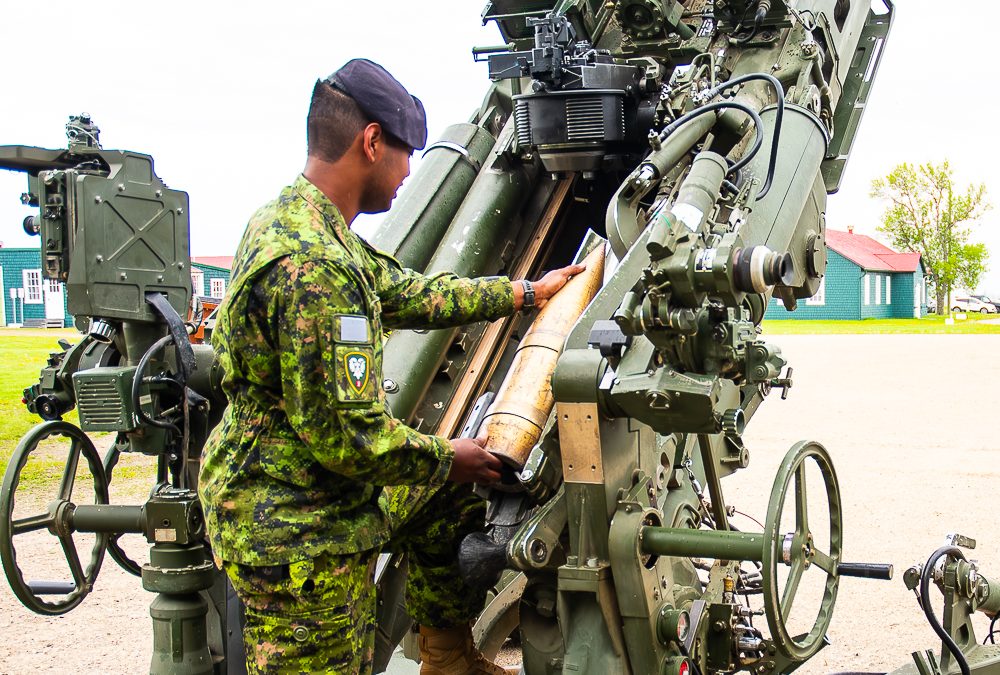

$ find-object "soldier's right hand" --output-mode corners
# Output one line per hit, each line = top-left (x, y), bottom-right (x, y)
(448, 437), (503, 484)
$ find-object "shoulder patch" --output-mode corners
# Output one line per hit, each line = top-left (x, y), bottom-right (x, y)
(343, 350), (371, 395)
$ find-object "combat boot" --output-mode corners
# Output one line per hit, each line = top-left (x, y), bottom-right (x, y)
(417, 624), (515, 675)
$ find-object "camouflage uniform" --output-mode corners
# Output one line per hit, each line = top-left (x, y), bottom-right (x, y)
(199, 175), (514, 673)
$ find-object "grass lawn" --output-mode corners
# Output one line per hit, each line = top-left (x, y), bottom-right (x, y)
(761, 313), (1000, 334)
(0, 328), (155, 493)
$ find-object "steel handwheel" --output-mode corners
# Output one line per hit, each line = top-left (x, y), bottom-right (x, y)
(761, 440), (842, 662)
(0, 421), (110, 615)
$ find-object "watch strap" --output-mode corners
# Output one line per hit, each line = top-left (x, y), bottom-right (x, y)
(521, 279), (536, 310)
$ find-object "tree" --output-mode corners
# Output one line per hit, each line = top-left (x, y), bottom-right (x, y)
(870, 160), (990, 314)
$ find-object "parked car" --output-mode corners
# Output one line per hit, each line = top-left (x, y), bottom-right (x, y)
(971, 295), (1000, 312)
(951, 296), (997, 313)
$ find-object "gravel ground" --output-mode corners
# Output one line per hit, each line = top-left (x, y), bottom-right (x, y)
(1, 334), (998, 674)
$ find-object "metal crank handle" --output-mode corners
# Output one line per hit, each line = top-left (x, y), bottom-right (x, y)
(837, 562), (894, 580)
(27, 580), (77, 595)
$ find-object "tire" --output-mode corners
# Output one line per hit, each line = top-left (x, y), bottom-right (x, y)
(981, 308), (989, 314)
(951, 307), (961, 312)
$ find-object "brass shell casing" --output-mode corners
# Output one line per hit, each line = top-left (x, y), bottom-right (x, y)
(483, 245), (606, 468)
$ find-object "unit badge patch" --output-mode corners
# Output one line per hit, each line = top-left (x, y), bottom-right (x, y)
(344, 351), (371, 395)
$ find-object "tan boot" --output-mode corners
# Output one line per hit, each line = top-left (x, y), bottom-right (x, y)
(417, 624), (514, 675)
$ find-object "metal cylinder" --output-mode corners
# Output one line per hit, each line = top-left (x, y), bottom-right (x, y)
(670, 151), (728, 233)
(640, 527), (765, 562)
(71, 504), (145, 534)
(744, 105), (830, 291)
(371, 123), (496, 272)
(483, 245), (605, 468)
(382, 120), (536, 423)
(148, 591), (213, 675)
(980, 574), (1000, 617)
(187, 343), (226, 408)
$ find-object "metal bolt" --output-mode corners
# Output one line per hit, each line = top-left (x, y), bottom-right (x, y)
(530, 539), (548, 563)
(94, 196), (103, 204)
(292, 626), (309, 642)
(155, 190), (163, 197)
(95, 255), (103, 263)
(117, 183), (126, 192)
(586, 557), (599, 568)
(120, 272), (127, 280)
(177, 207), (184, 215)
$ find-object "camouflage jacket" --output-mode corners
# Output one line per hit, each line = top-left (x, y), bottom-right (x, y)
(199, 175), (514, 566)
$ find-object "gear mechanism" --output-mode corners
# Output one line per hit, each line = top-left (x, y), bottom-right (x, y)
(616, 0), (666, 41)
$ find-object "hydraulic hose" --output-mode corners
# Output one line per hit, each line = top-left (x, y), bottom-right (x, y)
(130, 335), (181, 436)
(918, 546), (971, 675)
(659, 100), (764, 175)
(705, 73), (786, 200)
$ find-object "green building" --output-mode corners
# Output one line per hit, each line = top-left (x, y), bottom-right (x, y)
(0, 248), (231, 328)
(765, 228), (929, 320)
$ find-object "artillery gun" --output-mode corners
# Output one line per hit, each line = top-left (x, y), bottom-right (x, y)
(0, 2), (997, 674)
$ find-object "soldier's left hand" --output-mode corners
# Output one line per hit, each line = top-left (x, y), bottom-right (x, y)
(532, 263), (586, 309)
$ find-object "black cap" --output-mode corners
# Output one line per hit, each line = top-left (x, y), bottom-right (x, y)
(323, 58), (427, 150)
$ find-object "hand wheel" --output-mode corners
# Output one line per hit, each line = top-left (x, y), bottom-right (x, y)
(761, 440), (842, 662)
(0, 421), (110, 615)
(102, 442), (143, 577)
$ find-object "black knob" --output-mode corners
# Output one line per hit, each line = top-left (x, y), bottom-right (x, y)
(34, 395), (63, 421)
(22, 215), (39, 236)
(837, 562), (894, 580)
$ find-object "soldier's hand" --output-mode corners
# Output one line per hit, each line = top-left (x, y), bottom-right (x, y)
(448, 437), (503, 484)
(531, 263), (586, 309)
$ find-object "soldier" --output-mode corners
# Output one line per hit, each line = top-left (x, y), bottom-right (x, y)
(199, 58), (584, 674)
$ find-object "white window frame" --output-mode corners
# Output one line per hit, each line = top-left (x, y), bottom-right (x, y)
(191, 270), (205, 296)
(863, 274), (870, 305)
(805, 275), (826, 305)
(885, 275), (891, 305)
(874, 275), (882, 305)
(210, 277), (226, 298)
(23, 269), (42, 304)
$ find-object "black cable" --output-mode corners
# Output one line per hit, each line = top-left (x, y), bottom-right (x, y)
(706, 73), (785, 200)
(660, 100), (765, 174)
(131, 335), (181, 436)
(987, 612), (999, 645)
(918, 546), (971, 675)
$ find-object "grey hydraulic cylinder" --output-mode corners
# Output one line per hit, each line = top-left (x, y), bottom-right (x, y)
(382, 120), (535, 423)
(371, 123), (497, 272)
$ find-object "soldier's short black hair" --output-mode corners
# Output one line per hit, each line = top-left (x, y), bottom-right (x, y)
(306, 80), (370, 162)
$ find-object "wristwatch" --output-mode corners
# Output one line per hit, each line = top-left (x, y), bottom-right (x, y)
(521, 279), (536, 311)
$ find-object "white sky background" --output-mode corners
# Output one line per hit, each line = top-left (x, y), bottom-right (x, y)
(1, 1), (999, 291)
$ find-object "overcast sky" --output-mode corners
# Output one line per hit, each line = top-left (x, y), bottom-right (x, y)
(2, 1), (998, 291)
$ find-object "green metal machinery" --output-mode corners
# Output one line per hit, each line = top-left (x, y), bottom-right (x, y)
(1, 2), (998, 674)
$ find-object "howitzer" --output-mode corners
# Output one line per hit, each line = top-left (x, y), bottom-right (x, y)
(0, 115), (241, 674)
(2, 2), (998, 674)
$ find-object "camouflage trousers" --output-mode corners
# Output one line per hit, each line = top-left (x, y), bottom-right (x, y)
(222, 481), (487, 674)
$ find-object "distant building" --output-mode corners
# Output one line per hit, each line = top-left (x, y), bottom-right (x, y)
(765, 228), (929, 320)
(190, 256), (234, 302)
(0, 248), (232, 328)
